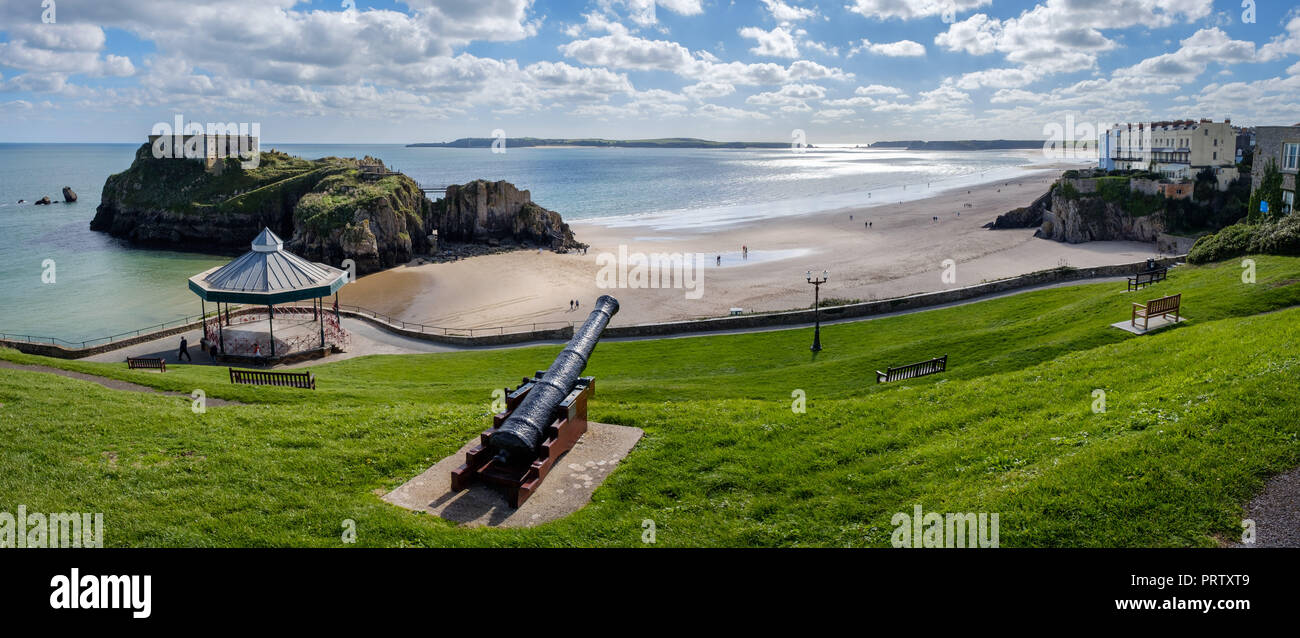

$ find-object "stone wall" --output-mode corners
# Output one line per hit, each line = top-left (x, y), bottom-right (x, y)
(1157, 233), (1199, 255)
(2, 257), (1185, 357)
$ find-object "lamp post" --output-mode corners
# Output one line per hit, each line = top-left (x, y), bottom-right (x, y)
(806, 269), (828, 352)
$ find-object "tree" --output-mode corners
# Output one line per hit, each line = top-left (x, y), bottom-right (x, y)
(1248, 159), (1284, 223)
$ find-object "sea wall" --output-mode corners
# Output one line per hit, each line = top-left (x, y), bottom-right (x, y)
(1, 257), (1183, 357)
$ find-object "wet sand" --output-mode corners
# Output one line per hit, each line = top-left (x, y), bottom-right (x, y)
(344, 165), (1162, 329)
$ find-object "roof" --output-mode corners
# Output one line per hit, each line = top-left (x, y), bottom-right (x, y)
(188, 228), (348, 304)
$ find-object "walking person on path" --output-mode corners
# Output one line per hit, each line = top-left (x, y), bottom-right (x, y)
(178, 336), (192, 362)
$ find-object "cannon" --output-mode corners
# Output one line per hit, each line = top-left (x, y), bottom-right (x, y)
(450, 295), (619, 506)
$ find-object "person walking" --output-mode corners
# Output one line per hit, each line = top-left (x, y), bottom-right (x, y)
(178, 336), (192, 362)
(716, 255), (722, 266)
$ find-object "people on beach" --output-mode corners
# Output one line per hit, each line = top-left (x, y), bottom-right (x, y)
(716, 255), (722, 266)
(742, 245), (748, 259)
(178, 336), (192, 362)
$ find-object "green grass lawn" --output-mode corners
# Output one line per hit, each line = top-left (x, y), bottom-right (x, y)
(2, 256), (1298, 547)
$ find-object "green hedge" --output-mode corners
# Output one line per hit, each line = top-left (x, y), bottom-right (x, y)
(1188, 214), (1300, 264)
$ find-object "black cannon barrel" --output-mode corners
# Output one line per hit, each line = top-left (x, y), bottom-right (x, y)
(489, 294), (619, 464)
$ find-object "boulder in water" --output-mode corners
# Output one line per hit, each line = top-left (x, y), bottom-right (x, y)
(34, 196), (51, 205)
(62, 187), (78, 203)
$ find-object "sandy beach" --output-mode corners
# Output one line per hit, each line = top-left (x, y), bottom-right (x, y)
(344, 163), (1161, 329)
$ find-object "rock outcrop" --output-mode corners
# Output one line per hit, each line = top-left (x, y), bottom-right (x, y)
(434, 180), (582, 250)
(90, 144), (580, 275)
(34, 196), (51, 205)
(985, 191), (1051, 229)
(62, 187), (77, 203)
(1036, 190), (1164, 243)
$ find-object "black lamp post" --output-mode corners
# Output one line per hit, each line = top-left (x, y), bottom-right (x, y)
(806, 269), (828, 352)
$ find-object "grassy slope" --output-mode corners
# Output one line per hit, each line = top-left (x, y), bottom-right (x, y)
(1, 257), (1298, 547)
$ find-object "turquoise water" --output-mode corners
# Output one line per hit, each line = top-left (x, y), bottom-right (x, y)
(0, 143), (1037, 341)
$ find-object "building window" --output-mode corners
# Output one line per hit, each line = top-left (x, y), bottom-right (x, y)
(1284, 143), (1300, 171)
(1284, 190), (1294, 214)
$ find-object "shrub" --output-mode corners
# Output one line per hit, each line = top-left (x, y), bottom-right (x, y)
(1249, 214), (1300, 256)
(1187, 224), (1256, 264)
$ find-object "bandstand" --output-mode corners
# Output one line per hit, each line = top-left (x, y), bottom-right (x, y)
(188, 228), (350, 362)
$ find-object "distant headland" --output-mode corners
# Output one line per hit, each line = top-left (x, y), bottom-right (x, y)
(866, 140), (1044, 151)
(407, 137), (797, 149)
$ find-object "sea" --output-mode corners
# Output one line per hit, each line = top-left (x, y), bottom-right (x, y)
(0, 143), (1057, 342)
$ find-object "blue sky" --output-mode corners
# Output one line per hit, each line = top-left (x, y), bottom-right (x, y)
(0, 0), (1297, 143)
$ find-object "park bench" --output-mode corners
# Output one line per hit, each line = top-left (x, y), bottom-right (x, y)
(1131, 293), (1181, 330)
(228, 367), (316, 390)
(126, 357), (166, 372)
(877, 355), (947, 383)
(1127, 267), (1167, 292)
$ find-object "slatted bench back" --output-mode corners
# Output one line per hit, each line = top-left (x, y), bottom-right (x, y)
(228, 368), (316, 389)
(1145, 294), (1180, 315)
(878, 355), (947, 383)
(127, 357), (166, 371)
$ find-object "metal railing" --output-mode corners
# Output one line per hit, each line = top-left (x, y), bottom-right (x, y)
(2, 302), (577, 350)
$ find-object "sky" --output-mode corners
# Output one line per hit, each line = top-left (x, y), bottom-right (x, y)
(0, 0), (1298, 143)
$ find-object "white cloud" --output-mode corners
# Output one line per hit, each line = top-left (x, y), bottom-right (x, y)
(934, 1), (1215, 88)
(760, 0), (818, 23)
(0, 25), (135, 77)
(746, 82), (826, 109)
(1258, 16), (1300, 62)
(849, 39), (926, 57)
(656, 0), (706, 16)
(1116, 28), (1255, 83)
(854, 84), (906, 97)
(696, 103), (770, 120)
(847, 0), (991, 20)
(739, 26), (800, 58)
(560, 32), (695, 72)
(682, 81), (736, 99)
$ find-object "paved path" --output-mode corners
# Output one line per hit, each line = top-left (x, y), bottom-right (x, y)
(1232, 465), (1300, 548)
(0, 361), (242, 406)
(74, 275), (1132, 367)
(84, 317), (458, 368)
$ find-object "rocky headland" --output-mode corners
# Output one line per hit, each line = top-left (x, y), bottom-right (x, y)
(90, 144), (582, 275)
(986, 176), (1167, 243)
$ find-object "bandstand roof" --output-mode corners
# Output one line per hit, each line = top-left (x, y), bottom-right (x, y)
(188, 228), (348, 305)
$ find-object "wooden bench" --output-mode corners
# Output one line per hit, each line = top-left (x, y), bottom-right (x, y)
(1131, 293), (1181, 330)
(1127, 267), (1167, 291)
(126, 357), (166, 372)
(877, 355), (947, 383)
(228, 368), (315, 389)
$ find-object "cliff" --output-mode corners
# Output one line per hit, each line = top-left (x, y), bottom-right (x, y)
(986, 178), (1166, 243)
(1037, 193), (1165, 243)
(433, 180), (581, 250)
(985, 190), (1052, 229)
(91, 144), (579, 274)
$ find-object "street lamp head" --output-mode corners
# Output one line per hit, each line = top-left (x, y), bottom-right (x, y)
(822, 270), (829, 280)
(806, 270), (812, 282)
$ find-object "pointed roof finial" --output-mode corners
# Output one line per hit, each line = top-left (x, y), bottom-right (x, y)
(251, 227), (284, 253)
